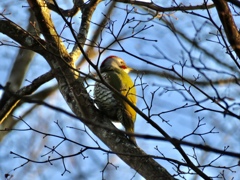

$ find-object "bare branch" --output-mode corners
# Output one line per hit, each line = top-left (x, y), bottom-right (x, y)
(27, 0), (70, 61)
(213, 0), (240, 68)
(116, 0), (215, 12)
(0, 71), (54, 124)
(46, 0), (81, 17)
(70, 0), (102, 61)
(0, 19), (46, 53)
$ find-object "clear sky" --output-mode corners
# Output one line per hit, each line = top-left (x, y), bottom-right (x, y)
(0, 1), (239, 180)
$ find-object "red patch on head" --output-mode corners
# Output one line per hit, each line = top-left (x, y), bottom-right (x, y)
(100, 57), (110, 68)
(120, 65), (127, 69)
(108, 55), (118, 59)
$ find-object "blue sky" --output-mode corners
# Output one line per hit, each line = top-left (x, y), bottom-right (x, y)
(0, 1), (240, 179)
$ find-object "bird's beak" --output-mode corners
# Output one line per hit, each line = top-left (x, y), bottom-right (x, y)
(125, 67), (134, 73)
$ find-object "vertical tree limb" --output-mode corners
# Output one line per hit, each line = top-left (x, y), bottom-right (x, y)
(213, 0), (240, 68)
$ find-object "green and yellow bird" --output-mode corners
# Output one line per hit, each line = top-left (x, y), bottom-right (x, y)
(94, 56), (137, 145)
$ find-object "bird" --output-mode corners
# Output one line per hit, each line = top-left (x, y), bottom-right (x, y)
(94, 56), (137, 145)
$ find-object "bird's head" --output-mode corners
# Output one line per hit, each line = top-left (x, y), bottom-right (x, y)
(100, 56), (133, 73)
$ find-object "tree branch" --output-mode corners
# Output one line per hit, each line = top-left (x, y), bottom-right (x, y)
(136, 69), (239, 86)
(69, 0), (102, 61)
(28, 0), (70, 62)
(0, 71), (54, 124)
(117, 0), (215, 12)
(213, 0), (240, 68)
(0, 19), (46, 53)
(0, 10), (40, 124)
(46, 0), (81, 17)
